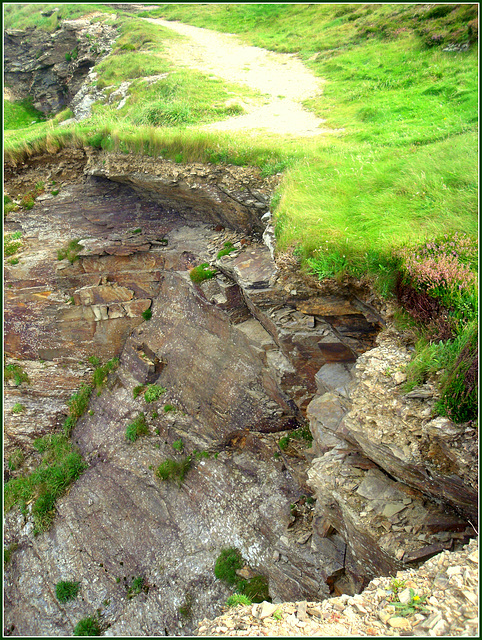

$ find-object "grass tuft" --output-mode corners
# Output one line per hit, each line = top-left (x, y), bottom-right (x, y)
(125, 412), (149, 442)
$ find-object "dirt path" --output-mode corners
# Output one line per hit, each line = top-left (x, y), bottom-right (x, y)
(143, 17), (334, 137)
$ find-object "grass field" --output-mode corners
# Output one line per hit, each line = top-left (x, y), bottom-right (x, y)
(4, 3), (478, 421)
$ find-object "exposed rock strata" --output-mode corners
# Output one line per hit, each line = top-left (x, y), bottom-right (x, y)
(4, 18), (117, 115)
(4, 152), (477, 636)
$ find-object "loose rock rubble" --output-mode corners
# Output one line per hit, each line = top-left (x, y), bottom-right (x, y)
(197, 537), (479, 636)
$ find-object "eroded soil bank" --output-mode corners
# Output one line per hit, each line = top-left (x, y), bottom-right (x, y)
(3, 149), (477, 636)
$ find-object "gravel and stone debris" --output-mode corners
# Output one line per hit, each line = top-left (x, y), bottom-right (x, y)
(197, 537), (478, 636)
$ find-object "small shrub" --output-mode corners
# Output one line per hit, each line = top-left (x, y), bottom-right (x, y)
(125, 412), (149, 442)
(226, 593), (251, 607)
(73, 616), (101, 636)
(65, 52), (72, 62)
(156, 456), (192, 486)
(12, 403), (25, 413)
(55, 580), (80, 603)
(189, 263), (217, 283)
(4, 363), (30, 386)
(51, 189), (60, 196)
(142, 308), (152, 321)
(144, 384), (166, 403)
(214, 548), (243, 585)
(163, 404), (175, 413)
(172, 439), (184, 452)
(133, 384), (145, 398)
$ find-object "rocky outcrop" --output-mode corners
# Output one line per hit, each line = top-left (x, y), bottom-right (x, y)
(306, 330), (477, 594)
(3, 151), (477, 636)
(3, 17), (117, 115)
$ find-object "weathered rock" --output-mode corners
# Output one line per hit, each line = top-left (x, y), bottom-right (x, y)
(4, 18), (117, 115)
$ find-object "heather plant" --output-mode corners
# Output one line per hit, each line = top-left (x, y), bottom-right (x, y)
(397, 233), (478, 321)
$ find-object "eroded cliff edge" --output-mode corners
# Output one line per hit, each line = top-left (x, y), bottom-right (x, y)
(3, 150), (477, 636)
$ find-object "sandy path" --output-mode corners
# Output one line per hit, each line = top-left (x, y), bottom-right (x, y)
(143, 17), (332, 136)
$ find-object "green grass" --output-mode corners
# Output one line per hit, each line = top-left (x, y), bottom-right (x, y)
(55, 580), (80, 603)
(3, 99), (45, 130)
(126, 575), (148, 599)
(92, 357), (119, 390)
(11, 403), (25, 413)
(4, 433), (87, 534)
(156, 456), (192, 486)
(8, 449), (24, 471)
(73, 616), (102, 636)
(226, 593), (251, 607)
(214, 548), (271, 603)
(4, 363), (30, 386)
(144, 384), (166, 403)
(57, 239), (84, 264)
(4, 3), (116, 31)
(63, 384), (93, 436)
(189, 263), (217, 283)
(125, 412), (149, 442)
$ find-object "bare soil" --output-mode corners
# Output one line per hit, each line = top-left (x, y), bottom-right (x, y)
(143, 17), (338, 137)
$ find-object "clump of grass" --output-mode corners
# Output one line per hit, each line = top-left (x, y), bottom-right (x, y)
(11, 402), (25, 414)
(179, 593), (193, 619)
(8, 449), (24, 471)
(214, 548), (271, 603)
(216, 242), (236, 259)
(63, 384), (93, 436)
(4, 434), (87, 534)
(163, 404), (175, 413)
(55, 580), (80, 603)
(57, 239), (84, 264)
(73, 616), (102, 636)
(92, 357), (119, 390)
(214, 548), (244, 585)
(144, 384), (166, 403)
(226, 593), (252, 607)
(125, 412), (149, 442)
(142, 308), (152, 321)
(172, 439), (184, 452)
(4, 232), (22, 257)
(133, 384), (145, 398)
(4, 363), (30, 386)
(189, 263), (217, 283)
(156, 456), (192, 486)
(126, 576), (148, 599)
(88, 356), (101, 367)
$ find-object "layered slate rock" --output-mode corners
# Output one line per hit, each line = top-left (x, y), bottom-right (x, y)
(4, 18), (117, 115)
(306, 330), (477, 595)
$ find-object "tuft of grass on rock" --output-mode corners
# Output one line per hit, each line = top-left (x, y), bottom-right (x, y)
(125, 412), (149, 442)
(55, 580), (80, 603)
(144, 384), (166, 403)
(156, 456), (192, 486)
(189, 263), (217, 283)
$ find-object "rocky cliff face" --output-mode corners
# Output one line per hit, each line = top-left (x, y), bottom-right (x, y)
(3, 150), (477, 636)
(4, 17), (117, 115)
